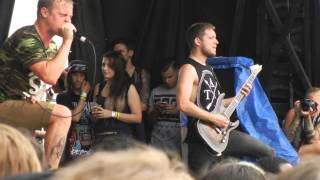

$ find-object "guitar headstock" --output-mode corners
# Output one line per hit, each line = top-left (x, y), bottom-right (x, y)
(250, 64), (262, 75)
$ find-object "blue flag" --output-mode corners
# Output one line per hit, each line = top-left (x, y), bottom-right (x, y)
(207, 56), (299, 165)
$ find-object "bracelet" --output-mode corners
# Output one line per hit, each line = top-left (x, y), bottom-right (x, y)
(115, 111), (120, 119)
(81, 91), (87, 98)
(111, 111), (116, 118)
(80, 95), (87, 101)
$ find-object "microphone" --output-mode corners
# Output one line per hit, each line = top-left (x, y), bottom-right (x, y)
(74, 31), (87, 43)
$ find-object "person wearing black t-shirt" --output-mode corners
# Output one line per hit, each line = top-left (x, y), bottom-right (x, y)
(56, 60), (93, 164)
(177, 22), (274, 177)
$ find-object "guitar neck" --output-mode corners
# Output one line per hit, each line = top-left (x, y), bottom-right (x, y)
(223, 71), (257, 118)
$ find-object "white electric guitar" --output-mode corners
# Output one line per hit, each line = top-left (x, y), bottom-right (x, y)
(197, 64), (262, 155)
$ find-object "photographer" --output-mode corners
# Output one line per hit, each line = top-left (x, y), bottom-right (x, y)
(283, 87), (320, 157)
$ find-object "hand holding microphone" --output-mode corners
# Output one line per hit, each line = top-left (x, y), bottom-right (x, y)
(59, 22), (89, 43)
(59, 22), (76, 41)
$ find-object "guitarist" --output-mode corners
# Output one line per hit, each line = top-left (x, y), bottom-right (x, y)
(177, 22), (274, 176)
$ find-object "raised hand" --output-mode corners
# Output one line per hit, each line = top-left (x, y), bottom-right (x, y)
(294, 100), (317, 118)
(81, 81), (91, 94)
(59, 22), (76, 41)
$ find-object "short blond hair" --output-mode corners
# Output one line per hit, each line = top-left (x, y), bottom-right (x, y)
(305, 87), (320, 98)
(37, 0), (73, 17)
(0, 123), (42, 177)
(277, 156), (320, 180)
(53, 146), (194, 180)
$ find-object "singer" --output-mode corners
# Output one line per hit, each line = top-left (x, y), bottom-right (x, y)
(0, 0), (75, 169)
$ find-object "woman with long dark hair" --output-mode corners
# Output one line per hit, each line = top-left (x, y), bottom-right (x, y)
(92, 51), (142, 144)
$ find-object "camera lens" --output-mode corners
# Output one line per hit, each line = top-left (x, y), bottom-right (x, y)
(301, 99), (317, 111)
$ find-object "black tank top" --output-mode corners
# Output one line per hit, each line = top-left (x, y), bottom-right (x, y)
(184, 58), (223, 143)
(94, 81), (133, 136)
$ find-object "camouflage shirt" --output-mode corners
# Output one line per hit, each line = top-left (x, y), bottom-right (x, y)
(0, 25), (57, 102)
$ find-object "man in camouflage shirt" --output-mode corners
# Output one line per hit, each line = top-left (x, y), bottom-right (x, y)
(0, 0), (75, 169)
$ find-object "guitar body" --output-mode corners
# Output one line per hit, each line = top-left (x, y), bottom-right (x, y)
(196, 64), (261, 155)
(197, 93), (239, 155)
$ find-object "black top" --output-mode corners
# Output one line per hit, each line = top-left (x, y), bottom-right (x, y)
(56, 91), (94, 160)
(184, 58), (223, 143)
(94, 81), (133, 136)
(56, 91), (93, 125)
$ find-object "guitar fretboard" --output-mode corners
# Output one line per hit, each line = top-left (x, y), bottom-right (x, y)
(223, 67), (260, 118)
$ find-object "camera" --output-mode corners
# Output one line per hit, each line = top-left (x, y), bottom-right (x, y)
(300, 99), (318, 111)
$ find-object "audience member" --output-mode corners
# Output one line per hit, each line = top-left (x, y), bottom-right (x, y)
(0, 123), (42, 177)
(283, 87), (320, 157)
(52, 146), (194, 180)
(148, 60), (181, 155)
(256, 157), (292, 174)
(112, 38), (150, 142)
(277, 156), (320, 180)
(201, 160), (266, 180)
(56, 60), (93, 164)
(112, 38), (150, 111)
(17, 128), (46, 168)
(91, 133), (145, 152)
(92, 51), (142, 146)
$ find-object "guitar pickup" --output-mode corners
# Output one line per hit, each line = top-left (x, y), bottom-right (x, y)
(213, 127), (222, 134)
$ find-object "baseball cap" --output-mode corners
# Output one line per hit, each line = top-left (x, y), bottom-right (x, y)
(68, 60), (87, 72)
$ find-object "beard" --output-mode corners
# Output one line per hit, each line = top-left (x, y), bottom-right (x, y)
(201, 47), (216, 58)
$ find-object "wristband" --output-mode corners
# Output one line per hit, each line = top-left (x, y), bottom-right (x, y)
(111, 111), (116, 118)
(115, 111), (120, 119)
(80, 96), (87, 101)
(81, 91), (88, 98)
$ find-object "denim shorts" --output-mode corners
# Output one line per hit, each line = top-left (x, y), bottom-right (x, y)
(151, 121), (182, 155)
